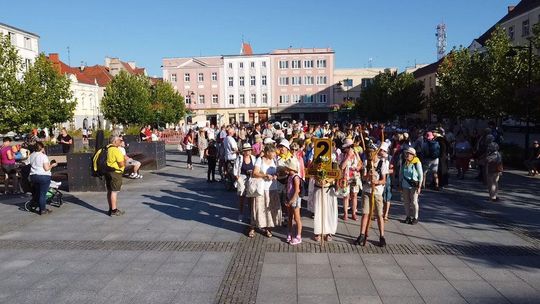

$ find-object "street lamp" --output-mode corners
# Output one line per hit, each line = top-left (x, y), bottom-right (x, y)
(506, 37), (533, 158)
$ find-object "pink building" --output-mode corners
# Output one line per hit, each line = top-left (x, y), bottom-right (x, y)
(162, 56), (223, 126)
(270, 48), (335, 122)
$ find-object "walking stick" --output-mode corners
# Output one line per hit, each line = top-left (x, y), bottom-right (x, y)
(320, 182), (325, 246)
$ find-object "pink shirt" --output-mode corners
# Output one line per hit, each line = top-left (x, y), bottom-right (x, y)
(0, 146), (15, 165)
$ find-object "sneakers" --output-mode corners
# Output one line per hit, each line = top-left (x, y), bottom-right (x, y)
(379, 236), (387, 247)
(411, 218), (419, 225)
(354, 234), (366, 246)
(404, 217), (412, 224)
(108, 209), (125, 216)
(290, 237), (302, 245)
(39, 209), (53, 215)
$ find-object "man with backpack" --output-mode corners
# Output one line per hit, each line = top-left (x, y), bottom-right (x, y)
(94, 136), (126, 216)
(421, 131), (441, 191)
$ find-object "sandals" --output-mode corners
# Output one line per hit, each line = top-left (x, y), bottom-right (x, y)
(248, 229), (255, 238)
(265, 230), (272, 238)
(314, 235), (321, 242)
(384, 217), (389, 222)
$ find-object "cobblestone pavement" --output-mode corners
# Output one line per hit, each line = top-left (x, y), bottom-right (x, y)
(0, 148), (539, 304)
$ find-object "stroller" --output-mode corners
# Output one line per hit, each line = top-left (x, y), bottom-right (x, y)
(19, 164), (64, 213)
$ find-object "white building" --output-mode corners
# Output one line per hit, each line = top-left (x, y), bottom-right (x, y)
(222, 54), (272, 123)
(0, 22), (39, 74)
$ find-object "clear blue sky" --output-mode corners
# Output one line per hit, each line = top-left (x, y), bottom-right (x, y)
(1, 0), (513, 76)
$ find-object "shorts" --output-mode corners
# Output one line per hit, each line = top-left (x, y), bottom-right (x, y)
(289, 197), (301, 209)
(127, 159), (141, 166)
(105, 172), (123, 192)
(423, 158), (439, 173)
(361, 192), (383, 216)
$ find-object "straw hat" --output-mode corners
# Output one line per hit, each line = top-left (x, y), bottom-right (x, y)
(405, 147), (417, 156)
(285, 158), (299, 172)
(342, 138), (354, 149)
(242, 143), (252, 151)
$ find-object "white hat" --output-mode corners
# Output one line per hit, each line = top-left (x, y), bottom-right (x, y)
(278, 139), (290, 150)
(342, 138), (354, 149)
(379, 142), (390, 152)
(242, 143), (252, 151)
(405, 147), (416, 156)
(263, 138), (275, 145)
(285, 158), (299, 172)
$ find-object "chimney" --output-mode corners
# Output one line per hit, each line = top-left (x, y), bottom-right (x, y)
(508, 5), (515, 13)
(48, 53), (61, 73)
(80, 61), (86, 71)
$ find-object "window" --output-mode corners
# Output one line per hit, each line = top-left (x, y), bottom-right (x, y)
(279, 77), (289, 86)
(212, 94), (218, 104)
(361, 78), (373, 88)
(229, 114), (236, 124)
(279, 60), (289, 69)
(250, 76), (256, 86)
(250, 61), (255, 68)
(262, 61), (267, 68)
(24, 58), (31, 71)
(239, 94), (245, 105)
(279, 95), (290, 104)
(319, 94), (327, 103)
(211, 72), (217, 81)
(8, 32), (15, 45)
(291, 94), (301, 103)
(509, 26), (515, 41)
(303, 60), (313, 68)
(228, 94), (234, 105)
(291, 60), (301, 69)
(239, 113), (245, 122)
(251, 94), (256, 104)
(185, 95), (192, 104)
(239, 62), (244, 69)
(522, 19), (530, 36)
(316, 76), (327, 85)
(228, 77), (234, 87)
(184, 73), (190, 82)
(24, 37), (31, 49)
(262, 75), (267, 86)
(304, 76), (314, 85)
(291, 76), (302, 85)
(228, 62), (233, 69)
(316, 59), (327, 68)
(198, 73), (204, 82)
(171, 74), (177, 82)
(198, 95), (205, 104)
(262, 93), (268, 104)
(239, 76), (245, 86)
(302, 95), (314, 103)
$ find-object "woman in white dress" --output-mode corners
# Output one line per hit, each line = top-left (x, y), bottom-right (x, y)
(252, 145), (282, 238)
(312, 178), (338, 241)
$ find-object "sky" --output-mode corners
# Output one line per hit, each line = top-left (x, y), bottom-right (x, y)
(1, 0), (514, 76)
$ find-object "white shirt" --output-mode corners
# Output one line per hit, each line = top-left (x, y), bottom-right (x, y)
(119, 146), (127, 156)
(207, 128), (215, 140)
(363, 158), (389, 195)
(255, 157), (277, 191)
(224, 136), (238, 161)
(29, 151), (51, 176)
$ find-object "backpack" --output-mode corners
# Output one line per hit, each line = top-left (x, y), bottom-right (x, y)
(92, 145), (116, 177)
(427, 140), (440, 159)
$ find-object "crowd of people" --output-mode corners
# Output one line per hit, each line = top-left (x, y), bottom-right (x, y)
(177, 119), (514, 246)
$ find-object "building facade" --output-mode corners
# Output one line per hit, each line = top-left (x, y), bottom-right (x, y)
(222, 54), (271, 124)
(269, 48), (335, 122)
(162, 56), (224, 126)
(0, 22), (39, 75)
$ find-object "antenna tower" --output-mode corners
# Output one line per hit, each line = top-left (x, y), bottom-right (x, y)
(436, 23), (447, 60)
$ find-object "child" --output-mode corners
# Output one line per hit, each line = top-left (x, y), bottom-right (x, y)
(284, 158), (302, 245)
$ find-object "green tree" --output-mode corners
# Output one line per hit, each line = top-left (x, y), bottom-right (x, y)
(0, 33), (23, 132)
(19, 54), (75, 131)
(356, 70), (424, 121)
(101, 70), (152, 126)
(149, 80), (185, 127)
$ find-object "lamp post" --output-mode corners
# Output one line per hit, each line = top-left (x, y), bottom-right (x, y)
(506, 38), (533, 157)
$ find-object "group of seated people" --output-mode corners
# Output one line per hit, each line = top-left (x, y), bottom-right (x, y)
(1, 137), (31, 194)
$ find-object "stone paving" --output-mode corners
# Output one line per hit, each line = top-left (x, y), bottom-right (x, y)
(0, 147), (538, 304)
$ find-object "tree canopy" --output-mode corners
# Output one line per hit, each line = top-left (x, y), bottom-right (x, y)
(149, 80), (186, 127)
(355, 70), (425, 121)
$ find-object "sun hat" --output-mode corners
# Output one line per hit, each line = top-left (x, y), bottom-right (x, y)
(242, 143), (252, 151)
(379, 141), (390, 152)
(405, 147), (417, 156)
(263, 138), (275, 145)
(285, 158), (299, 172)
(278, 139), (290, 150)
(342, 138), (354, 149)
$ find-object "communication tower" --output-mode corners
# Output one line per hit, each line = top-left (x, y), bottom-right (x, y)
(436, 23), (447, 60)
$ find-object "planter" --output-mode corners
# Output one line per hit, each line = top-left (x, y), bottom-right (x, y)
(67, 153), (105, 192)
(127, 141), (166, 170)
(45, 144), (66, 155)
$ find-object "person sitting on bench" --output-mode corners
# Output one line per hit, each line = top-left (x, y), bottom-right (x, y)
(119, 138), (142, 179)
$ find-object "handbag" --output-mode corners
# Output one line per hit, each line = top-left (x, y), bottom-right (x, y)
(236, 175), (246, 195)
(246, 177), (264, 197)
